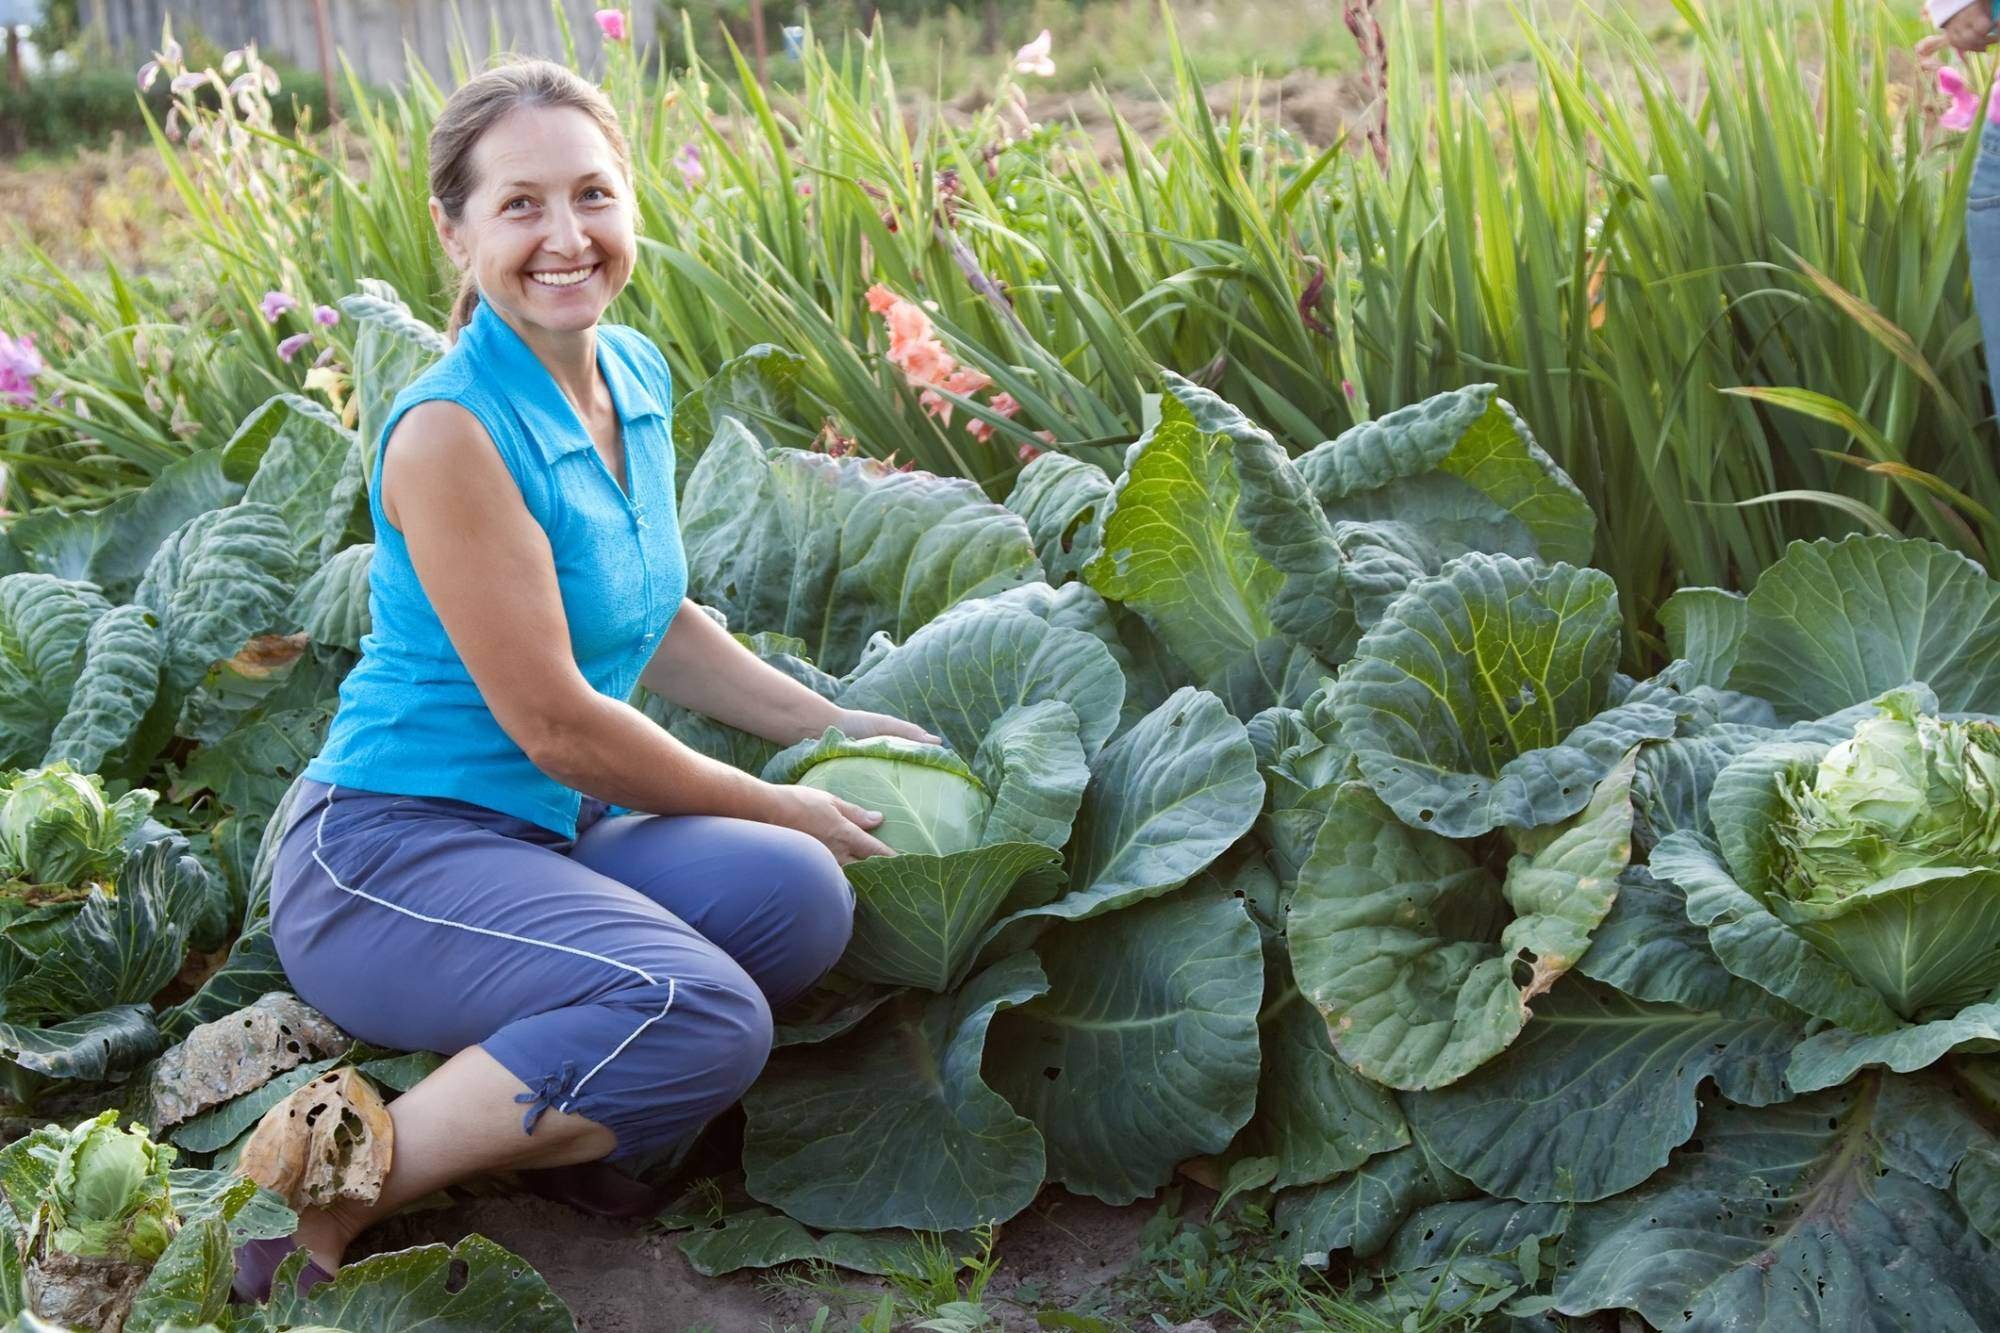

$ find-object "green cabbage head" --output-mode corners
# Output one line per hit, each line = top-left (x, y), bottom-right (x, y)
(788, 735), (991, 856)
(33, 1110), (177, 1264)
(1775, 689), (2000, 901)
(1740, 689), (2000, 1020)
(0, 764), (157, 891)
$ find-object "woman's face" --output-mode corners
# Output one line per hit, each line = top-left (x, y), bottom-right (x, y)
(432, 103), (637, 336)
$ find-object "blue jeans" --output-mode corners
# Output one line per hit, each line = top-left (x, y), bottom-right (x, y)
(269, 778), (853, 1163)
(1968, 117), (2000, 418)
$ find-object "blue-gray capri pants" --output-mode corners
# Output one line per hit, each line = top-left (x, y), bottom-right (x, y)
(269, 778), (854, 1163)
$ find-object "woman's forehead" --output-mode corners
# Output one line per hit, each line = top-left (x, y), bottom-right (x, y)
(471, 106), (621, 187)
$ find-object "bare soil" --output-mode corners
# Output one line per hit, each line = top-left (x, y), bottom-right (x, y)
(359, 1183), (1177, 1332)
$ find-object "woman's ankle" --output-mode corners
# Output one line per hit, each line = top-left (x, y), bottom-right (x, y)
(292, 1196), (374, 1271)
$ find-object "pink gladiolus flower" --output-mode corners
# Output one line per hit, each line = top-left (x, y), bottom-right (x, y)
(1014, 29), (1055, 78)
(865, 284), (900, 315)
(0, 333), (43, 407)
(1938, 68), (2000, 130)
(919, 388), (951, 423)
(1342, 379), (1357, 400)
(894, 339), (955, 386)
(137, 60), (160, 91)
(595, 8), (628, 41)
(313, 345), (338, 369)
(260, 290), (298, 322)
(1941, 67), (1979, 132)
(1016, 441), (1042, 463)
(988, 392), (1021, 419)
(675, 144), (705, 190)
(943, 368), (993, 396)
(276, 333), (313, 363)
(313, 304), (340, 327)
(170, 71), (207, 95)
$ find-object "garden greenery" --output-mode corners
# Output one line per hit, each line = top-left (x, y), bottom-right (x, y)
(0, 0), (1997, 1327)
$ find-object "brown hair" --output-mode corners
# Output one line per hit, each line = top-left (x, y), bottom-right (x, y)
(428, 58), (634, 341)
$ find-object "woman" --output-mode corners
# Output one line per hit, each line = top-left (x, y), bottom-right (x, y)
(235, 58), (935, 1299)
(1936, 0), (2000, 409)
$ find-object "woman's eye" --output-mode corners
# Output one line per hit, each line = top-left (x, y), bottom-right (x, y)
(584, 187), (609, 202)
(504, 197), (533, 212)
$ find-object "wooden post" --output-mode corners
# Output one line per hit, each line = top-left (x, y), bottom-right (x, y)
(748, 0), (768, 87)
(2, 22), (20, 156)
(311, 0), (340, 123)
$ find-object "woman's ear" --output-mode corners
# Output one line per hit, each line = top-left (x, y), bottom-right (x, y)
(429, 196), (467, 268)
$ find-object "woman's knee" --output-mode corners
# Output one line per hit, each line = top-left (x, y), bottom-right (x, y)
(761, 827), (855, 986)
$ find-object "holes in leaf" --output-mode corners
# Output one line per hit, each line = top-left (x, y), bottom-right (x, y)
(445, 1258), (469, 1294)
(1042, 1067), (1061, 1082)
(1059, 507), (1096, 555)
(1418, 809), (1435, 823)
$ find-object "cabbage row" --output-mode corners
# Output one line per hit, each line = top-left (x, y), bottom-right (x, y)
(1, 281), (1997, 1329)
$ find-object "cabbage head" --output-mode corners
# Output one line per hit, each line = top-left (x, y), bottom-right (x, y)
(764, 708), (1088, 991)
(787, 735), (991, 857)
(32, 1110), (177, 1264)
(1650, 686), (2000, 1089)
(1747, 689), (2000, 1020)
(0, 764), (156, 891)
(1773, 690), (2000, 905)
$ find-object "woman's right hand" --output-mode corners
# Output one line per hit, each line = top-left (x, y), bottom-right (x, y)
(1944, 6), (1999, 53)
(763, 785), (894, 865)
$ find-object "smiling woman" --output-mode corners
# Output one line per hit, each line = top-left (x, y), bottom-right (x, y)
(231, 56), (940, 1306)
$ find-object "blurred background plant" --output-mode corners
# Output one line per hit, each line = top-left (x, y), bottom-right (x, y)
(2, 0), (1995, 665)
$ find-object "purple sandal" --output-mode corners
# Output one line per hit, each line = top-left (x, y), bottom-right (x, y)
(231, 1234), (335, 1304)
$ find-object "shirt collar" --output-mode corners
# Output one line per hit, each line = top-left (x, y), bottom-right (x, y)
(461, 296), (666, 463)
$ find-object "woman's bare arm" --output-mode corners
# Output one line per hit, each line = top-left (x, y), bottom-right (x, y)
(379, 401), (890, 860)
(637, 601), (840, 742)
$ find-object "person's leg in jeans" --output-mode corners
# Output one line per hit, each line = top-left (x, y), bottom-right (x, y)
(1966, 116), (2000, 417)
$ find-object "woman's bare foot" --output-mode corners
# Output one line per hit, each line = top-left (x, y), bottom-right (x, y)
(289, 1195), (375, 1274)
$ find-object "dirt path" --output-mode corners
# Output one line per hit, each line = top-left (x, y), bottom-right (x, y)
(360, 1185), (1172, 1331)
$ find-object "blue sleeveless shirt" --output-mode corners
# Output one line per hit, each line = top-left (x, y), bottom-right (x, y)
(304, 296), (686, 837)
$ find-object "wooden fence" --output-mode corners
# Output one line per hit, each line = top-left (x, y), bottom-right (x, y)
(82, 0), (659, 87)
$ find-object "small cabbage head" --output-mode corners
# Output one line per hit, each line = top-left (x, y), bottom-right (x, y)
(0, 765), (156, 891)
(1759, 689), (2000, 1019)
(781, 733), (991, 857)
(35, 1111), (177, 1264)
(1775, 690), (2000, 904)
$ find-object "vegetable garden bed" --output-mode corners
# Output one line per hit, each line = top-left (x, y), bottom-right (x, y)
(1, 273), (1998, 1330)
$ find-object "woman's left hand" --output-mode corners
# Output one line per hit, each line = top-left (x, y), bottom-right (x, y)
(832, 707), (942, 747)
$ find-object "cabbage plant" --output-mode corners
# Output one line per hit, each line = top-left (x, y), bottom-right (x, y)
(0, 765), (156, 893)
(1653, 685), (2000, 1090)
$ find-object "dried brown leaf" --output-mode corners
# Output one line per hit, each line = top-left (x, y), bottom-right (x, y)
(237, 1067), (394, 1210)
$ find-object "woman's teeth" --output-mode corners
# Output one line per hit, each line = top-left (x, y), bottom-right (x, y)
(530, 265), (596, 288)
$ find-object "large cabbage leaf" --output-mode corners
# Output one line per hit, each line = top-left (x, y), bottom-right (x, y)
(1333, 553), (1675, 837)
(338, 279), (447, 475)
(0, 577), (110, 769)
(1293, 383), (1594, 571)
(742, 952), (1048, 1231)
(681, 420), (1042, 677)
(1082, 383), (1333, 715)
(1552, 1074), (2000, 1330)
(985, 883), (1262, 1204)
(670, 343), (806, 492)
(1287, 751), (1638, 1091)
(1723, 535), (2000, 719)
